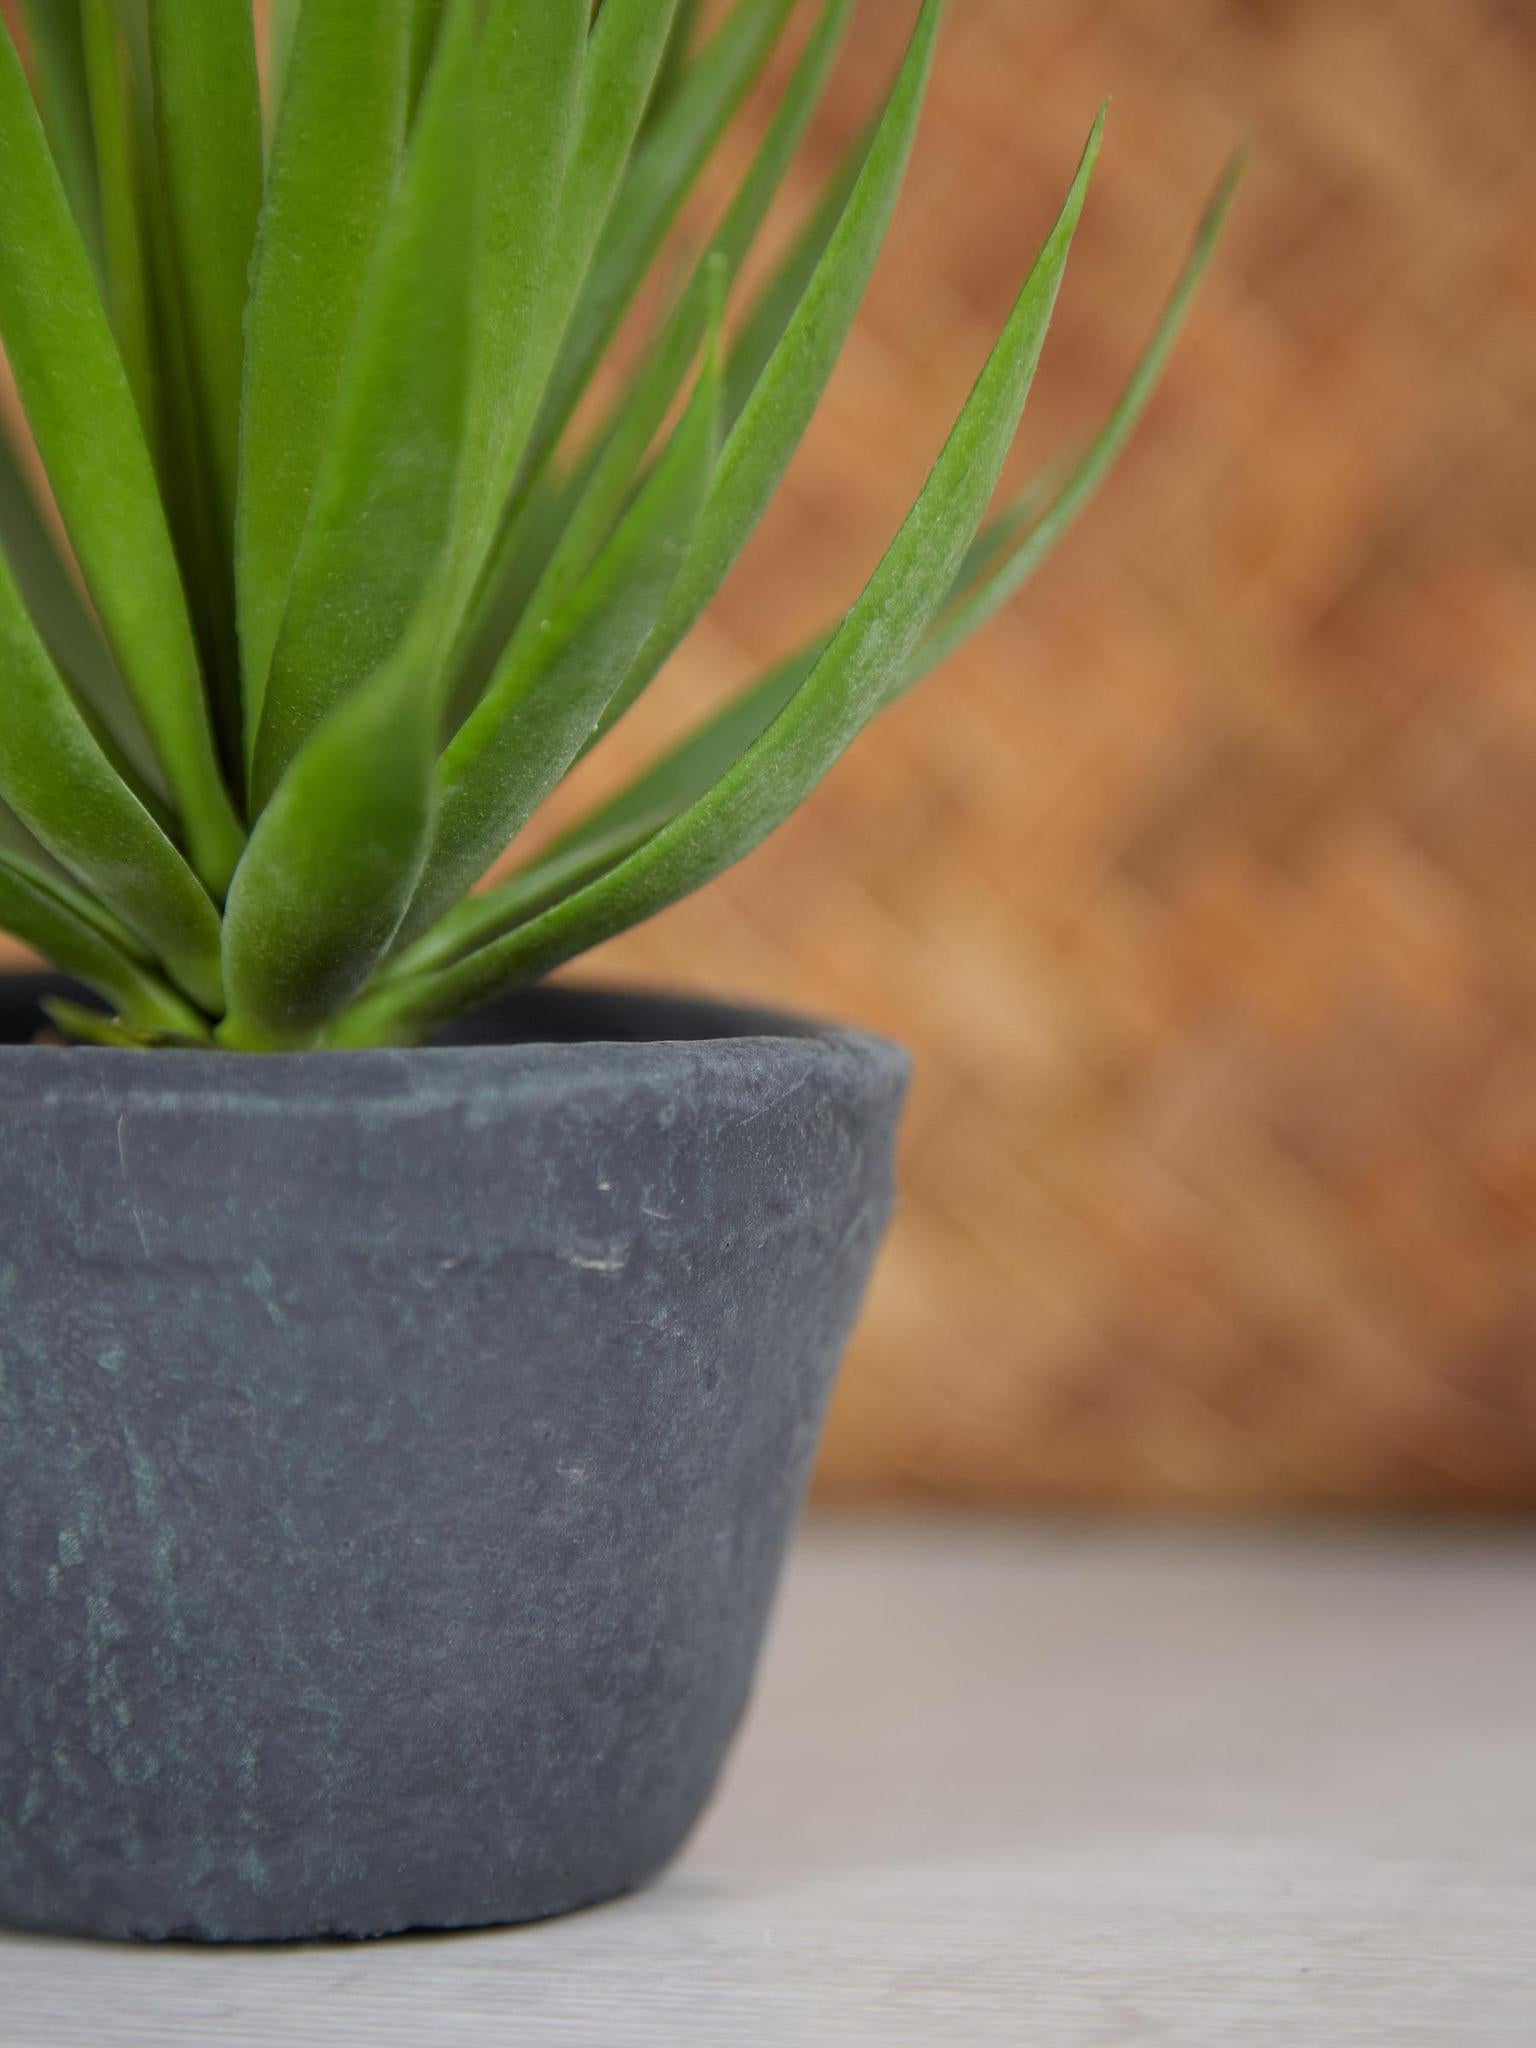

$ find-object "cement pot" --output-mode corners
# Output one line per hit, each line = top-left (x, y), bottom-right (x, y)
(0, 974), (906, 1942)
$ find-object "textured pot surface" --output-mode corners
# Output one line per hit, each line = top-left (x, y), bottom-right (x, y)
(0, 978), (906, 1942)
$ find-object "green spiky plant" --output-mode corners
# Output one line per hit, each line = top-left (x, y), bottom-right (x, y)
(0, 0), (1238, 1052)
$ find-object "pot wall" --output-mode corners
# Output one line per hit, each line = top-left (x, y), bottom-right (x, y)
(0, 980), (906, 1940)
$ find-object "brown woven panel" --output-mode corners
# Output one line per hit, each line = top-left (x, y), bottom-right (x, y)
(5, 2), (1535, 1507)
(580, 0), (1536, 1510)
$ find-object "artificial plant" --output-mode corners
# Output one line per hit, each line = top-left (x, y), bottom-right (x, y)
(0, 0), (1239, 1049)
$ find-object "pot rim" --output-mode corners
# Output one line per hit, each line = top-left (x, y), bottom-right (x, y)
(0, 972), (910, 1107)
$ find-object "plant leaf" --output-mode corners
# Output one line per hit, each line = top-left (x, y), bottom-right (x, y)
(0, 852), (209, 1038)
(220, 624), (439, 1048)
(353, 107), (1105, 1040)
(392, 143), (1241, 1012)
(453, 0), (853, 710)
(39, 997), (210, 1048)
(443, 0), (586, 604)
(387, 808), (670, 980)
(407, 0), (443, 114)
(0, 544), (224, 1012)
(526, 147), (1243, 894)
(250, 0), (477, 811)
(502, 257), (730, 654)
(531, 0), (797, 474)
(0, 797), (150, 953)
(601, 0), (856, 476)
(576, 640), (823, 848)
(19, 0), (101, 269)
(542, 469), (1056, 853)
(140, 126), (245, 777)
(943, 449), (1079, 601)
(81, 0), (155, 439)
(141, 0), (262, 774)
(265, 0), (304, 128)
(146, 0), (262, 555)
(595, 0), (944, 742)
(911, 145), (1247, 686)
(643, 0), (703, 136)
(561, 464), (1071, 836)
(402, 321), (722, 944)
(237, 0), (413, 736)
(0, 18), (243, 892)
(464, 0), (680, 560)
(720, 106), (874, 433)
(0, 406), (161, 792)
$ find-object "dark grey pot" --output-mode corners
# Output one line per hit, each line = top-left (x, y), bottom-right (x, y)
(0, 975), (906, 1943)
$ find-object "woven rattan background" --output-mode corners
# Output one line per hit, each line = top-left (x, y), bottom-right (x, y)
(6, 2), (1536, 1506)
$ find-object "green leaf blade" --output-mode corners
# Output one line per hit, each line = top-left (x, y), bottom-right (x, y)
(522, 145), (1244, 919)
(910, 145), (1248, 690)
(387, 809), (672, 982)
(19, 0), (101, 269)
(249, 0), (478, 811)
(237, 0), (414, 740)
(407, 0), (442, 112)
(221, 634), (438, 1048)
(534, 0), (797, 468)
(643, 0), (703, 136)
(720, 105), (874, 434)
(361, 107), (1106, 1037)
(0, 850), (209, 1039)
(598, 0), (945, 741)
(0, 407), (162, 793)
(38, 997), (211, 1048)
(0, 19), (242, 892)
(0, 797), (151, 954)
(146, 0), (263, 553)
(81, 0), (155, 439)
(469, 0), (680, 551)
(564, 638), (824, 857)
(0, 545), (224, 1012)
(454, 0), (854, 711)
(405, 324), (723, 944)
(445, 0), (586, 602)
(265, 0), (304, 126)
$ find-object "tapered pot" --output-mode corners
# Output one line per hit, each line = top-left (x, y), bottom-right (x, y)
(0, 976), (906, 1942)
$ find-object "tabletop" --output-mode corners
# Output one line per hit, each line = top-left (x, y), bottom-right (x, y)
(4, 1518), (1534, 2045)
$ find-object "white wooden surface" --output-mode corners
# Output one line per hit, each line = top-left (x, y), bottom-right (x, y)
(4, 1520), (1534, 2045)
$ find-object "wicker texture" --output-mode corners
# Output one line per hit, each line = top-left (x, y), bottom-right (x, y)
(5, 1), (1535, 1507)
(578, 0), (1536, 1509)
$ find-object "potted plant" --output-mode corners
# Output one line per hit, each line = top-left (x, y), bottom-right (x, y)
(0, 0), (1236, 1942)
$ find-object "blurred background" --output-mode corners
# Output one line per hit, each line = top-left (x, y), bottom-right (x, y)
(5, 1), (1535, 1510)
